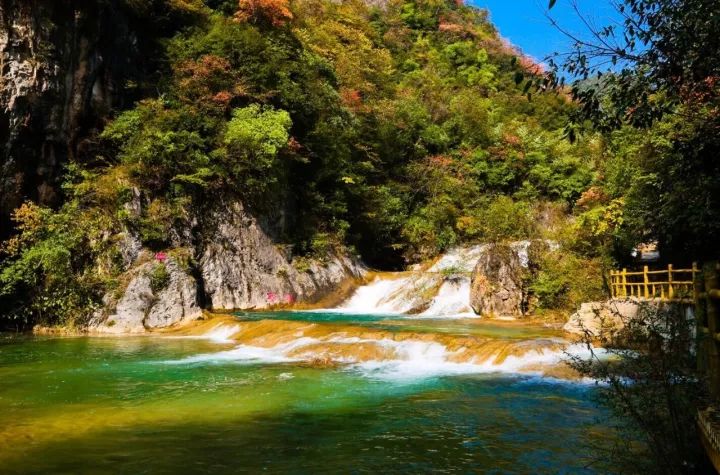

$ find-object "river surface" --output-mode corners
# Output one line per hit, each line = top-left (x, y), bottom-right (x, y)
(0, 311), (614, 474)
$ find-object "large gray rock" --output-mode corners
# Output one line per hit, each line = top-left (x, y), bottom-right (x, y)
(199, 202), (365, 310)
(470, 244), (526, 318)
(563, 299), (640, 337)
(93, 258), (202, 334)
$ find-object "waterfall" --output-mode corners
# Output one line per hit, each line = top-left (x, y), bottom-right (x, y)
(334, 245), (490, 318)
(163, 317), (605, 381)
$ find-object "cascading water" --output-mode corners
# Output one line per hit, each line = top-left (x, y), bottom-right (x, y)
(166, 317), (603, 381)
(165, 241), (590, 382)
(334, 242), (551, 318)
(336, 245), (488, 318)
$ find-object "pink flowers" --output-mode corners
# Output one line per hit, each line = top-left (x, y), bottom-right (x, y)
(155, 252), (168, 262)
(265, 292), (295, 304)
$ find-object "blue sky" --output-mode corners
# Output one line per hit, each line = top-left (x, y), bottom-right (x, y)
(470, 0), (621, 63)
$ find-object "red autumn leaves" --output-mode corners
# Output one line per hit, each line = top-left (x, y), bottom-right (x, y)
(235, 0), (293, 27)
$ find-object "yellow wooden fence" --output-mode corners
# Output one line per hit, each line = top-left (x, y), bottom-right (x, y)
(609, 263), (698, 301)
(696, 262), (720, 472)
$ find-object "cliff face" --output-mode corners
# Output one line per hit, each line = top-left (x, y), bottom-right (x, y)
(90, 200), (366, 333)
(0, 0), (152, 237)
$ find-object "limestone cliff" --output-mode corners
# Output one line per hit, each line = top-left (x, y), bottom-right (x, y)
(469, 241), (550, 318)
(91, 201), (366, 333)
(0, 0), (162, 238)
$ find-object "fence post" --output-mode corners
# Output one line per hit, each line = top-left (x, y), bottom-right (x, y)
(668, 264), (674, 300)
(695, 263), (707, 373)
(643, 265), (649, 299)
(622, 269), (627, 298)
(705, 262), (720, 398)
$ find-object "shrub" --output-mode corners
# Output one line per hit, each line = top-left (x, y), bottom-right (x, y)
(459, 196), (535, 243)
(566, 303), (706, 473)
(149, 263), (171, 293)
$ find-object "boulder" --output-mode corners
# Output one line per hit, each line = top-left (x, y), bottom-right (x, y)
(470, 244), (526, 318)
(93, 258), (202, 333)
(563, 299), (640, 337)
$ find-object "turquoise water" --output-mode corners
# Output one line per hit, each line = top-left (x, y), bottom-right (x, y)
(233, 310), (563, 338)
(0, 314), (612, 474)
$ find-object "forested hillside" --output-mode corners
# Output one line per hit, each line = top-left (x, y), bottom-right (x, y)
(0, 0), (603, 326)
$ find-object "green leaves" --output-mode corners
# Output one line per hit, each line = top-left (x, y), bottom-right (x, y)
(225, 105), (292, 161)
(548, 0), (556, 9)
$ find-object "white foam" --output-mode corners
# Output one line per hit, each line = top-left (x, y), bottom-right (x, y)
(417, 278), (475, 318)
(163, 330), (606, 383)
(163, 337), (319, 365)
(337, 276), (416, 314)
(202, 323), (241, 343)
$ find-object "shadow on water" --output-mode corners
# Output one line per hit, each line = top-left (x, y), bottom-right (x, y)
(0, 374), (609, 473)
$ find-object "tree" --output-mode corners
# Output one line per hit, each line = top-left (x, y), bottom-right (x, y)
(567, 303), (706, 473)
(235, 0), (293, 27)
(544, 0), (720, 261)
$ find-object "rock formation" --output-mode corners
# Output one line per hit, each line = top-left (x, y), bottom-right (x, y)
(198, 201), (365, 310)
(469, 243), (526, 318)
(563, 299), (640, 337)
(92, 257), (202, 334)
(0, 0), (162, 238)
(91, 200), (366, 333)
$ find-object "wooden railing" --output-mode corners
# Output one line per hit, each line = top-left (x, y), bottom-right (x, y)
(609, 263), (698, 301)
(696, 262), (720, 472)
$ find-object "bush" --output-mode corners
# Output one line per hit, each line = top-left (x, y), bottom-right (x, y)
(566, 303), (706, 473)
(527, 248), (604, 311)
(458, 196), (535, 243)
(149, 263), (171, 293)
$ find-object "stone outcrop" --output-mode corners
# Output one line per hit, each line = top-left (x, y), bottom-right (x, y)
(199, 202), (365, 310)
(93, 258), (202, 334)
(563, 299), (640, 337)
(469, 244), (526, 318)
(90, 201), (366, 332)
(0, 1), (161, 238)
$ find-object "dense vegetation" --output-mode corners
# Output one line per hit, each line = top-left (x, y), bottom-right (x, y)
(545, 0), (720, 472)
(543, 0), (720, 263)
(0, 0), (607, 326)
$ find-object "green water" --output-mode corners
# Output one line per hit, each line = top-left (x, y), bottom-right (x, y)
(233, 310), (563, 339)
(0, 315), (612, 474)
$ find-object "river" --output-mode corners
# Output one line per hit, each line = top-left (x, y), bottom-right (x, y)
(0, 310), (615, 474)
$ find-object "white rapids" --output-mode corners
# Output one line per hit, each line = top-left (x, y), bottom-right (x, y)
(163, 321), (605, 381)
(336, 244), (536, 318)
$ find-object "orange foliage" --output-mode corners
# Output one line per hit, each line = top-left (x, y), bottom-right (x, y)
(235, 0), (293, 27)
(438, 22), (466, 35)
(576, 186), (608, 209)
(518, 54), (544, 75)
(502, 133), (521, 147)
(175, 55), (245, 106)
(212, 91), (233, 105)
(340, 88), (363, 110)
(427, 154), (453, 168)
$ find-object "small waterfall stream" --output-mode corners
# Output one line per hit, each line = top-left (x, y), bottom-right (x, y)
(336, 244), (533, 318)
